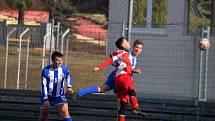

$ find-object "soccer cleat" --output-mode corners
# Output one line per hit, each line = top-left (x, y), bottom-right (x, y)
(131, 109), (148, 118)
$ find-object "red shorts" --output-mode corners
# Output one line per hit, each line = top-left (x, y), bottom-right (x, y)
(114, 74), (135, 103)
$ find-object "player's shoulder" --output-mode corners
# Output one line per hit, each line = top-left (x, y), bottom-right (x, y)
(61, 64), (69, 71)
(42, 65), (51, 75)
(116, 50), (125, 53)
(43, 65), (51, 71)
(111, 50), (125, 55)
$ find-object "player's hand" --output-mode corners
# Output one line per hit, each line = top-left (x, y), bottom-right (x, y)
(133, 68), (141, 74)
(93, 67), (100, 72)
(67, 88), (74, 96)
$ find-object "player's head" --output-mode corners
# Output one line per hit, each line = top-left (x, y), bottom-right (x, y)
(132, 39), (143, 56)
(51, 51), (63, 68)
(115, 37), (130, 50)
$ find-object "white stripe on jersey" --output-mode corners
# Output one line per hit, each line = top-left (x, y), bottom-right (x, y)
(128, 52), (138, 69)
(56, 68), (61, 97)
(42, 77), (48, 100)
(41, 65), (72, 99)
(48, 69), (54, 96)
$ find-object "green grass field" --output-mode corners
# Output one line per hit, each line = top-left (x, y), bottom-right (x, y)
(0, 44), (106, 91)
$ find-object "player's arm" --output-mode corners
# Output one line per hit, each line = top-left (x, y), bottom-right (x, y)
(66, 68), (73, 96)
(41, 69), (48, 101)
(94, 51), (121, 72)
(132, 68), (141, 74)
(94, 58), (113, 72)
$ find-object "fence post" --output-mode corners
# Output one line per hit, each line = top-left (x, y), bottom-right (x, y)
(61, 28), (70, 54)
(17, 28), (29, 89)
(24, 33), (31, 90)
(42, 32), (51, 70)
(121, 21), (126, 37)
(127, 0), (133, 40)
(197, 25), (210, 121)
(198, 25), (210, 102)
(4, 27), (17, 89)
(56, 22), (60, 51)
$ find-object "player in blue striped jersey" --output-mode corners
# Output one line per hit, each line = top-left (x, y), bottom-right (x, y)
(39, 51), (73, 121)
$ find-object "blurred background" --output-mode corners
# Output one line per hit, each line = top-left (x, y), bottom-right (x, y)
(0, 0), (215, 121)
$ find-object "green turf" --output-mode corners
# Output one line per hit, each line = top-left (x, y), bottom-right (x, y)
(0, 45), (106, 91)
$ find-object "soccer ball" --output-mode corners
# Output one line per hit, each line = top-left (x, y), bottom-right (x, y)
(199, 38), (210, 50)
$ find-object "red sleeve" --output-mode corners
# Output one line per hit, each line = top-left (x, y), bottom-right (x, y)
(98, 58), (113, 70)
(98, 50), (122, 70)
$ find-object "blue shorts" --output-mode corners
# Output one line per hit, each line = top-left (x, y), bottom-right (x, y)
(104, 71), (115, 91)
(40, 95), (67, 108)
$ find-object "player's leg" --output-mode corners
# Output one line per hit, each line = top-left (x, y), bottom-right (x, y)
(39, 99), (50, 121)
(129, 89), (139, 110)
(39, 106), (49, 121)
(72, 84), (109, 102)
(71, 85), (101, 102)
(77, 86), (100, 97)
(74, 71), (115, 98)
(55, 96), (72, 121)
(57, 103), (72, 121)
(118, 101), (128, 121)
(102, 70), (115, 92)
(129, 89), (148, 117)
(39, 108), (49, 121)
(114, 74), (131, 121)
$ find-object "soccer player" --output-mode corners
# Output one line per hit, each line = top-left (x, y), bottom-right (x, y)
(39, 51), (73, 121)
(74, 39), (146, 117)
(93, 37), (133, 121)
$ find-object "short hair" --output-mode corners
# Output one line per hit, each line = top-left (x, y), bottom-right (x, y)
(51, 51), (63, 61)
(115, 36), (126, 49)
(133, 39), (143, 47)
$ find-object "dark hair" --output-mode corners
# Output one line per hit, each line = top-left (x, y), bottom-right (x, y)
(133, 39), (143, 47)
(51, 51), (63, 61)
(115, 37), (126, 49)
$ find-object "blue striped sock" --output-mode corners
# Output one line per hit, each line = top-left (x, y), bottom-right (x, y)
(64, 117), (72, 121)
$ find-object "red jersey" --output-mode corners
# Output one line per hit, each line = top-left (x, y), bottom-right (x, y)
(97, 49), (133, 103)
(98, 50), (132, 76)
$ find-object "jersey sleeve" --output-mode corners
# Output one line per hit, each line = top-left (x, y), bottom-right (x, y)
(41, 69), (48, 100)
(98, 58), (113, 70)
(66, 69), (72, 88)
(98, 51), (122, 70)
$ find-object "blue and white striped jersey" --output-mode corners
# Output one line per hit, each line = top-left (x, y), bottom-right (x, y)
(128, 52), (138, 69)
(41, 64), (72, 100)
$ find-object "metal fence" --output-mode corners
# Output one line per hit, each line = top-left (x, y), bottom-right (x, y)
(0, 16), (215, 121)
(0, 19), (215, 102)
(0, 19), (107, 91)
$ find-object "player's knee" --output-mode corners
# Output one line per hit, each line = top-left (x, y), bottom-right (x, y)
(59, 109), (70, 118)
(100, 86), (108, 93)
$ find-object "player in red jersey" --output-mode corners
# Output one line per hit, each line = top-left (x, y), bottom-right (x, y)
(94, 37), (146, 121)
(73, 39), (147, 118)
